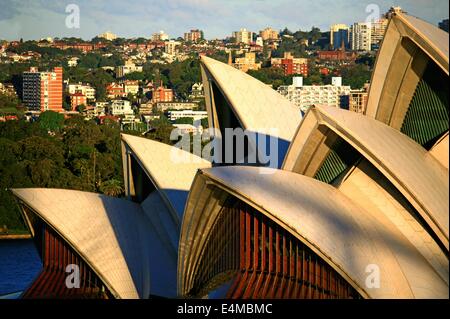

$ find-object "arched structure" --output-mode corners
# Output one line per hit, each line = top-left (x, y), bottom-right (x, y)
(11, 135), (211, 299)
(12, 189), (150, 299)
(283, 105), (449, 252)
(121, 133), (211, 223)
(178, 166), (448, 299)
(365, 12), (448, 150)
(178, 11), (448, 299)
(200, 56), (301, 166)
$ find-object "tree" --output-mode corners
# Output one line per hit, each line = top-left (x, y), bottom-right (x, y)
(84, 69), (114, 101)
(146, 115), (175, 144)
(247, 67), (290, 89)
(0, 120), (46, 141)
(76, 104), (86, 113)
(280, 27), (293, 36)
(63, 92), (72, 111)
(78, 53), (101, 69)
(112, 38), (127, 46)
(160, 58), (202, 99)
(174, 117), (193, 124)
(309, 27), (322, 43)
(99, 54), (124, 67)
(0, 93), (20, 109)
(201, 117), (208, 128)
(208, 51), (228, 63)
(91, 36), (107, 44)
(38, 111), (65, 132)
(132, 37), (148, 44)
(99, 179), (124, 197)
(356, 53), (376, 68)
(340, 64), (371, 89)
(272, 38), (307, 58)
(293, 30), (309, 41)
(125, 71), (145, 81)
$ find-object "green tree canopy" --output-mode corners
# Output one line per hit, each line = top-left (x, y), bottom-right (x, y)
(247, 67), (292, 89)
(38, 111), (65, 132)
(0, 93), (20, 109)
(125, 71), (145, 81)
(174, 117), (193, 124)
(340, 64), (371, 89)
(99, 179), (124, 197)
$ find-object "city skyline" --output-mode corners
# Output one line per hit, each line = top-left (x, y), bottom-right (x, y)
(0, 0), (448, 41)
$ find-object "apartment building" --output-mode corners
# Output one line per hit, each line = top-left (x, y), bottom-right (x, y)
(70, 92), (87, 111)
(330, 24), (350, 50)
(259, 27), (279, 41)
(351, 22), (372, 51)
(152, 83), (174, 103)
(277, 76), (351, 113)
(370, 18), (388, 49)
(116, 60), (143, 78)
(232, 28), (253, 44)
(22, 67), (63, 112)
(271, 52), (308, 76)
(151, 31), (169, 42)
(68, 83), (96, 100)
(184, 29), (203, 42)
(164, 40), (180, 56)
(232, 52), (261, 72)
(98, 31), (118, 41)
(349, 84), (369, 113)
(109, 100), (134, 116)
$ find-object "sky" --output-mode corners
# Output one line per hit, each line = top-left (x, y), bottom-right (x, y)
(0, 0), (448, 40)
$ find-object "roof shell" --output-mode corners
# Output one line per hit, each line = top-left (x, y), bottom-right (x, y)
(283, 105), (449, 249)
(12, 188), (153, 299)
(200, 55), (302, 144)
(179, 166), (449, 298)
(365, 12), (449, 120)
(121, 133), (211, 221)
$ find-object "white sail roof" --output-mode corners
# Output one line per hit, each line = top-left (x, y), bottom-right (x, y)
(12, 188), (151, 299)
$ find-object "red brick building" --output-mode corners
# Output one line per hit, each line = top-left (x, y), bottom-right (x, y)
(280, 58), (309, 76)
(106, 83), (126, 99)
(151, 82), (174, 103)
(52, 42), (106, 53)
(271, 52), (309, 76)
(70, 92), (87, 111)
(316, 50), (357, 61)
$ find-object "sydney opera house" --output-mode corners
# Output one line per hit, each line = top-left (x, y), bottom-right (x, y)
(11, 11), (449, 299)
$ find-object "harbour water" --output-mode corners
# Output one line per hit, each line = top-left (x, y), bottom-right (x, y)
(0, 240), (42, 295)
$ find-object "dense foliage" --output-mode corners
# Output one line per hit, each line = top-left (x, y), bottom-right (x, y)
(0, 113), (124, 232)
(0, 93), (21, 114)
(247, 67), (293, 89)
(340, 64), (372, 88)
